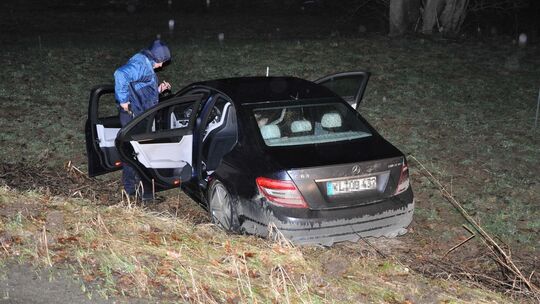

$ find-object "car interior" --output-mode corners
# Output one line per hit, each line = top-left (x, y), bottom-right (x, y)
(255, 102), (371, 146)
(258, 108), (345, 140)
(201, 97), (238, 173)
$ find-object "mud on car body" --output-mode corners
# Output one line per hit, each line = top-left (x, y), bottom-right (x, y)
(85, 71), (414, 246)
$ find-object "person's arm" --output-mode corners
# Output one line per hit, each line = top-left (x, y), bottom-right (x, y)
(114, 62), (144, 110)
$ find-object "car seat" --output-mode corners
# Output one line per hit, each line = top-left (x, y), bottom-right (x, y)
(260, 124), (281, 140)
(290, 120), (312, 136)
(321, 112), (342, 131)
(202, 103), (238, 171)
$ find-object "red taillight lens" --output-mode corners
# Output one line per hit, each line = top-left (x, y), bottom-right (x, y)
(394, 162), (410, 195)
(255, 177), (308, 208)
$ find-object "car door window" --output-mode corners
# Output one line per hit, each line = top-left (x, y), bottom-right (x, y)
(85, 85), (123, 177)
(314, 71), (370, 110)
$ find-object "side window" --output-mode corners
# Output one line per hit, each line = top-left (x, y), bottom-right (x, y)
(97, 93), (118, 120)
(126, 102), (198, 140)
(315, 72), (370, 109)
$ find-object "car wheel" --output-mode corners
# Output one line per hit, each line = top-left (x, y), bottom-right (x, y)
(208, 180), (237, 232)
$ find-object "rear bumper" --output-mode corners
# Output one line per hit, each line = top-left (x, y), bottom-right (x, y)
(238, 188), (414, 246)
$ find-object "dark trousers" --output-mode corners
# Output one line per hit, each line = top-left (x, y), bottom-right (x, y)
(119, 109), (153, 198)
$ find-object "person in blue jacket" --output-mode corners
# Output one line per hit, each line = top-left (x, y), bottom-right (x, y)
(114, 39), (172, 201)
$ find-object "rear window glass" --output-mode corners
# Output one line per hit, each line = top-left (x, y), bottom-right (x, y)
(252, 100), (372, 147)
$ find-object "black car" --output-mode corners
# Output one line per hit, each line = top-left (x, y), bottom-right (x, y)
(85, 71), (414, 245)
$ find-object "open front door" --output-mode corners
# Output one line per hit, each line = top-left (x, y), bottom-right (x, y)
(314, 71), (370, 110)
(85, 85), (123, 177)
(116, 95), (203, 192)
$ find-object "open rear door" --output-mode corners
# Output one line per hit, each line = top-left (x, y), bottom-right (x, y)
(314, 71), (370, 110)
(85, 85), (123, 177)
(116, 95), (203, 192)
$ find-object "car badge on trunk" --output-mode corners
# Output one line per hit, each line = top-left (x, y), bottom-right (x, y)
(352, 165), (362, 175)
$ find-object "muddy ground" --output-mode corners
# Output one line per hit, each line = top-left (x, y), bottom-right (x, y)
(1, 162), (538, 302)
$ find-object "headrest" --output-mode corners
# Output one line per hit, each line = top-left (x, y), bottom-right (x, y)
(260, 125), (281, 140)
(321, 113), (342, 128)
(291, 120), (312, 133)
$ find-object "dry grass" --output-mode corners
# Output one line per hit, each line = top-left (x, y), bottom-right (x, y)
(0, 185), (515, 303)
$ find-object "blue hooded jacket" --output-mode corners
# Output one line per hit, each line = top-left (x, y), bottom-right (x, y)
(114, 40), (171, 116)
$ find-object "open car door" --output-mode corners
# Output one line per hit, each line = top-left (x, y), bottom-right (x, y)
(314, 71), (370, 110)
(116, 95), (203, 192)
(85, 85), (123, 177)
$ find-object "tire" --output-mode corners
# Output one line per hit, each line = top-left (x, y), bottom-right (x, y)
(208, 180), (237, 232)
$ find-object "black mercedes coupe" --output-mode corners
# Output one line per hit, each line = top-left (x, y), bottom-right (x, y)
(85, 71), (414, 245)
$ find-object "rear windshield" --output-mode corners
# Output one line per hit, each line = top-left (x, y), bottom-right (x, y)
(251, 99), (372, 147)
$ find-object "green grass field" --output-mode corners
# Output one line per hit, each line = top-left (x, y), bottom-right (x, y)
(1, 3), (539, 302)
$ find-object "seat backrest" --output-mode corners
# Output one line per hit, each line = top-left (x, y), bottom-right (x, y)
(202, 103), (238, 171)
(203, 103), (232, 141)
(260, 124), (281, 140)
(290, 120), (312, 134)
(321, 112), (342, 129)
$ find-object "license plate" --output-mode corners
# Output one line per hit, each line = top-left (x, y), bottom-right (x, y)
(327, 176), (377, 195)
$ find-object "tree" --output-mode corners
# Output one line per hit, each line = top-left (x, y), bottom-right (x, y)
(421, 0), (468, 35)
(389, 0), (421, 36)
(388, 0), (528, 36)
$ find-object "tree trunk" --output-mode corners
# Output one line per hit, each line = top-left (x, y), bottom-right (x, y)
(440, 0), (468, 35)
(389, 0), (421, 36)
(389, 0), (406, 36)
(406, 0), (422, 30)
(421, 0), (445, 34)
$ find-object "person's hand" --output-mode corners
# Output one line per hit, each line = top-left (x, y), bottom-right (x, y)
(257, 117), (269, 127)
(158, 81), (171, 93)
(120, 102), (130, 112)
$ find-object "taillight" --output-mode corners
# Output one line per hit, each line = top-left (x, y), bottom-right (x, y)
(255, 177), (308, 208)
(394, 162), (410, 195)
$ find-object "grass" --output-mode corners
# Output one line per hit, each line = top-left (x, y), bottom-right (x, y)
(1, 3), (540, 302)
(0, 186), (513, 303)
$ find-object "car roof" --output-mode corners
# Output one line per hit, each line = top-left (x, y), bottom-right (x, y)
(190, 76), (336, 105)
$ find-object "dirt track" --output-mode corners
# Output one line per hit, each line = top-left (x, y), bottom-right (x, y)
(0, 264), (108, 304)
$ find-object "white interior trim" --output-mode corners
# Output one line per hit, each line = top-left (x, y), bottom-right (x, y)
(130, 135), (192, 169)
(96, 124), (120, 148)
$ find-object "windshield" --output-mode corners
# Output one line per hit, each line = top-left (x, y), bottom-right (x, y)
(251, 99), (372, 147)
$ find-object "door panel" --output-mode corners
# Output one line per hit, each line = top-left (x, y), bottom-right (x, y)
(314, 71), (370, 110)
(130, 137), (192, 168)
(116, 95), (203, 191)
(85, 85), (123, 177)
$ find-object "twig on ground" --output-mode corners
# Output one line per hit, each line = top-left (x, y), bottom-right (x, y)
(444, 225), (476, 258)
(360, 236), (387, 259)
(41, 225), (52, 267)
(411, 155), (539, 295)
(65, 161), (92, 181)
(444, 234), (476, 258)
